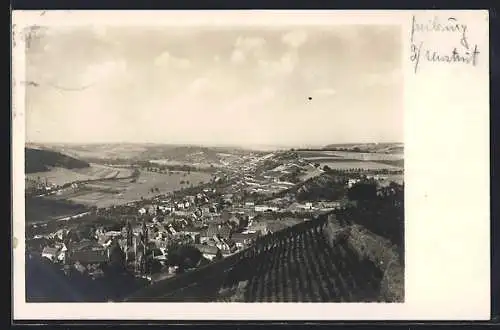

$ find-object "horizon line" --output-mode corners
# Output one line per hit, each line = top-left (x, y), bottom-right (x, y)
(25, 140), (404, 149)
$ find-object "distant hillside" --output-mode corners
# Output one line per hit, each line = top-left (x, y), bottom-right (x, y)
(25, 148), (90, 174)
(322, 143), (404, 154)
(37, 143), (256, 164)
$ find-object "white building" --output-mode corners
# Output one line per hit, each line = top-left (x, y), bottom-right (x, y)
(255, 205), (278, 212)
(347, 178), (361, 188)
(41, 246), (60, 262)
(195, 244), (222, 261)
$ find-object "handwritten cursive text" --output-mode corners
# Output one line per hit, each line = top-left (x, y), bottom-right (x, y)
(410, 15), (480, 73)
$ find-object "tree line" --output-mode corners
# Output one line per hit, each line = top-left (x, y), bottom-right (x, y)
(335, 181), (404, 248)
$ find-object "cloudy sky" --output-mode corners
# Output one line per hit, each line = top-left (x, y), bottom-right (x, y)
(25, 25), (402, 148)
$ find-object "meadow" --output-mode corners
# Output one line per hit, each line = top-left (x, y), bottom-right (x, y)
(297, 150), (404, 170)
(56, 170), (212, 208)
(25, 163), (134, 186)
(317, 161), (400, 170)
(298, 150), (403, 162)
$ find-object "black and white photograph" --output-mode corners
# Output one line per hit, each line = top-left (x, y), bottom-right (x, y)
(12, 10), (490, 321)
(21, 20), (405, 303)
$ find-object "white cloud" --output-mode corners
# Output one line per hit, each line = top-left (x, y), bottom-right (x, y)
(313, 88), (337, 96)
(154, 51), (192, 69)
(230, 49), (246, 64)
(230, 36), (266, 65)
(282, 30), (308, 48)
(258, 51), (299, 76)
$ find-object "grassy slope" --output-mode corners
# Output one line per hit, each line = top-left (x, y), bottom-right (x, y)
(344, 225), (404, 302)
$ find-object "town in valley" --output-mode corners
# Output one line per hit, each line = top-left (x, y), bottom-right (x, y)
(25, 142), (404, 302)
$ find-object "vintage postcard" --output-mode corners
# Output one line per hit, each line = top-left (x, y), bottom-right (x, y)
(12, 10), (490, 320)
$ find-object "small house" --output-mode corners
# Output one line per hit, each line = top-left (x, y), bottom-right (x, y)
(217, 238), (237, 254)
(231, 232), (258, 249)
(255, 205), (278, 212)
(41, 246), (60, 262)
(195, 244), (222, 261)
(182, 231), (201, 244)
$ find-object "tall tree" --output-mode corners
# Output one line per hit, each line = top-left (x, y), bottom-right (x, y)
(108, 240), (126, 273)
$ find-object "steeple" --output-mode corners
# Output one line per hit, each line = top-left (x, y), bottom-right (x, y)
(126, 220), (133, 247)
(142, 220), (148, 244)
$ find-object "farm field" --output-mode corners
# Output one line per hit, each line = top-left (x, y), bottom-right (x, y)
(25, 163), (134, 186)
(297, 150), (404, 170)
(149, 159), (223, 169)
(297, 150), (404, 163)
(316, 161), (400, 170)
(53, 171), (212, 208)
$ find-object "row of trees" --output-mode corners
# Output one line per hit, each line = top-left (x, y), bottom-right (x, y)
(137, 161), (217, 174)
(292, 147), (374, 153)
(322, 166), (403, 175)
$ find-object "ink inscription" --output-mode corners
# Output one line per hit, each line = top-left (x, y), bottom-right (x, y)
(410, 15), (480, 73)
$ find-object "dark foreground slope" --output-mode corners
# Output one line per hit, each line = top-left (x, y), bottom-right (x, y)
(125, 216), (404, 303)
(26, 253), (149, 302)
(220, 227), (384, 302)
(25, 147), (90, 174)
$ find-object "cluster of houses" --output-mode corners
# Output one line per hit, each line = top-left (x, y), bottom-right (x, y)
(40, 233), (111, 279)
(31, 151), (352, 284)
(37, 198), (265, 280)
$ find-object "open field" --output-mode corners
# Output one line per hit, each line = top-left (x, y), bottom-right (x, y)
(321, 143), (404, 154)
(299, 150), (403, 162)
(149, 159), (224, 169)
(316, 161), (400, 170)
(297, 150), (404, 170)
(49, 171), (212, 208)
(25, 163), (134, 186)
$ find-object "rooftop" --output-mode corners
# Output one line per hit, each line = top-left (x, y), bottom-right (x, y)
(42, 246), (60, 255)
(195, 244), (220, 255)
(70, 249), (108, 264)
